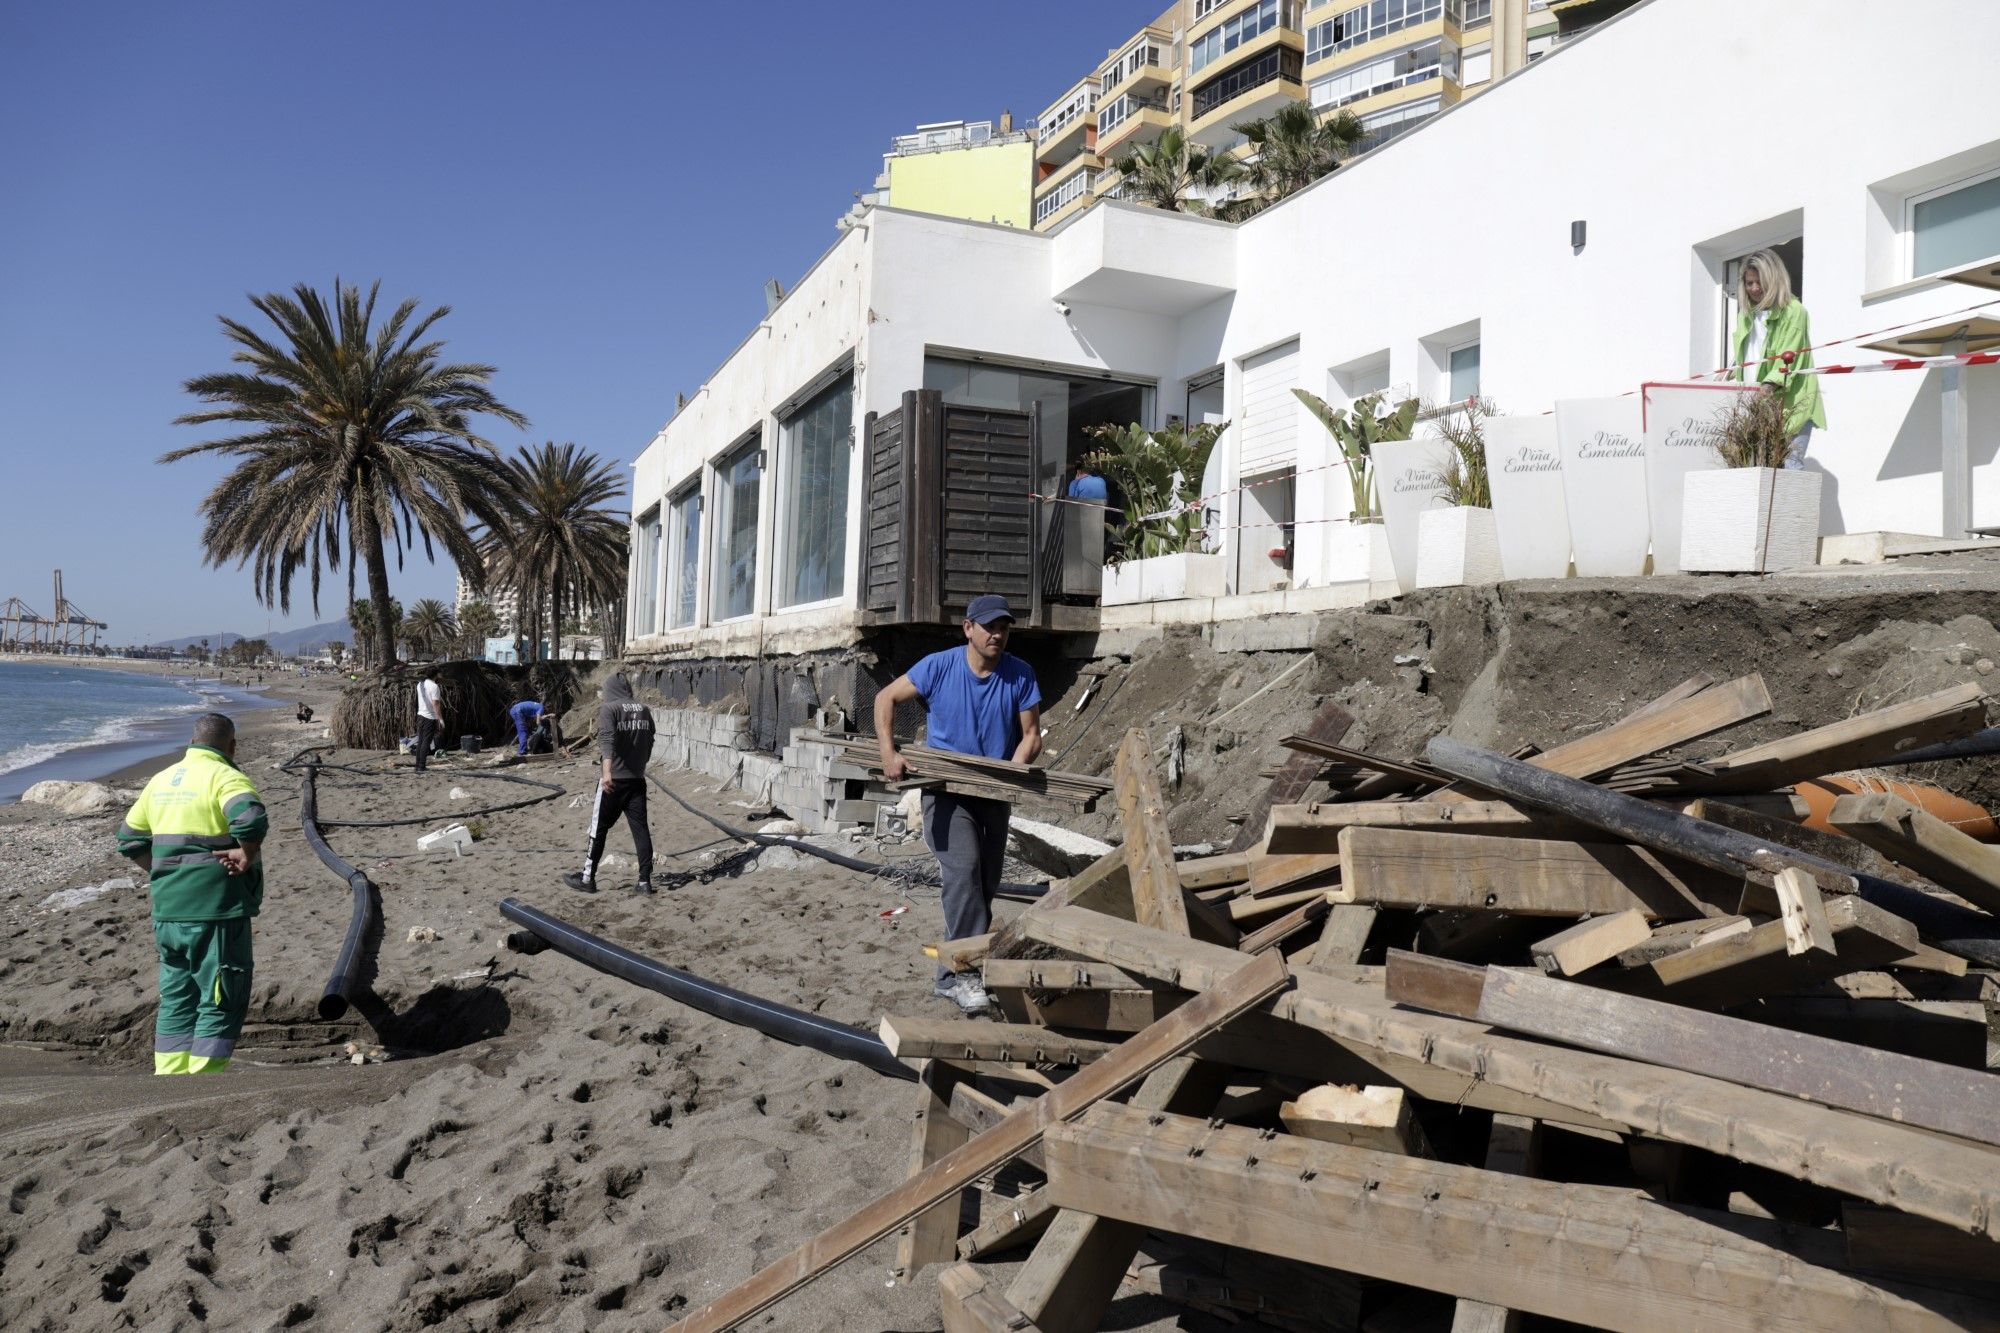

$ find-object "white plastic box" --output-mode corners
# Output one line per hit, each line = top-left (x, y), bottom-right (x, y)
(417, 824), (473, 856)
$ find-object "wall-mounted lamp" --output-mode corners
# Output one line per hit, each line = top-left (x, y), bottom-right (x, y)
(1571, 219), (1587, 252)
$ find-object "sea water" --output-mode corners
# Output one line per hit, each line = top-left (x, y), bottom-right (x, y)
(0, 661), (269, 803)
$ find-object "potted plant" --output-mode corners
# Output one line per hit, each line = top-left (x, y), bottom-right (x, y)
(1679, 386), (1822, 573)
(1087, 418), (1230, 605)
(1416, 397), (1505, 588)
(1294, 389), (1415, 588)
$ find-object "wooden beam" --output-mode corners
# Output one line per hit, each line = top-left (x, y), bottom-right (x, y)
(1228, 696), (1355, 853)
(1829, 791), (2000, 916)
(1228, 886), (1325, 922)
(1687, 797), (1930, 891)
(1280, 1083), (1431, 1156)
(1774, 866), (1837, 957)
(1531, 672), (1773, 780)
(985, 846), (1133, 961)
(1235, 895), (1329, 955)
(1115, 727), (1193, 937)
(939, 1263), (1045, 1333)
(1307, 904), (1378, 970)
(1690, 682), (1991, 794)
(927, 933), (995, 971)
(1643, 894), (1946, 1004)
(944, 1084), (1045, 1172)
(1531, 910), (1653, 976)
(1264, 798), (1585, 854)
(955, 1188), (1056, 1261)
(663, 950), (1291, 1333)
(1174, 850), (1251, 890)
(1014, 906), (2000, 1239)
(1335, 826), (1712, 919)
(1451, 1113), (1541, 1333)
(1842, 1203), (2000, 1286)
(1245, 849), (1344, 895)
(897, 1061), (971, 1280)
(1421, 736), (2000, 967)
(1043, 1105), (1988, 1333)
(880, 1015), (1118, 1067)
(1005, 1056), (1230, 1333)
(980, 959), (1147, 993)
(1386, 952), (2000, 1148)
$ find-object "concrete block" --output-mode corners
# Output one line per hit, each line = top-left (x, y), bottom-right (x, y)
(1153, 597), (1218, 626)
(1283, 582), (1371, 613)
(830, 799), (881, 824)
(1209, 616), (1317, 654)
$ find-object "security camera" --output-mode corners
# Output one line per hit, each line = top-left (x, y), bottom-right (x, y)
(1053, 300), (1072, 317)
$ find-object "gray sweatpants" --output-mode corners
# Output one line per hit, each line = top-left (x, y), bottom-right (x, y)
(923, 791), (1010, 982)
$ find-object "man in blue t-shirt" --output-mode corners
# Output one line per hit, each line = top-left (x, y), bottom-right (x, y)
(509, 697), (547, 756)
(1065, 462), (1108, 503)
(873, 594), (1042, 1014)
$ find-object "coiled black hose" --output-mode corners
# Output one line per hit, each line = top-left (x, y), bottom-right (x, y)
(499, 898), (916, 1082)
(644, 770), (1048, 899)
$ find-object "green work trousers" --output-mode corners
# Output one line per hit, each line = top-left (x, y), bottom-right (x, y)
(153, 918), (253, 1075)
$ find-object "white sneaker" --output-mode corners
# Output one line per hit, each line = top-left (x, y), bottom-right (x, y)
(949, 977), (991, 1015)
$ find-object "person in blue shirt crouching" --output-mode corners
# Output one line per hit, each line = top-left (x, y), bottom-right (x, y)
(874, 594), (1042, 1014)
(509, 696), (546, 755)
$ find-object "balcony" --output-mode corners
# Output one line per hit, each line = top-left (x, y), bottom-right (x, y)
(1050, 202), (1237, 316)
(1036, 79), (1099, 165)
(889, 121), (994, 157)
(1033, 168), (1101, 229)
(1188, 46), (1305, 147)
(1095, 92), (1174, 160)
(1098, 35), (1173, 100)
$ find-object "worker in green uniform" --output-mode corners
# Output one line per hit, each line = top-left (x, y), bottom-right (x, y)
(115, 713), (270, 1075)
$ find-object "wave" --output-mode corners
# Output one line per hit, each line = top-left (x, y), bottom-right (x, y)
(0, 709), (175, 778)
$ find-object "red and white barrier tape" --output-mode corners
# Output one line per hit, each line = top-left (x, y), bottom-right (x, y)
(1799, 350), (2000, 376)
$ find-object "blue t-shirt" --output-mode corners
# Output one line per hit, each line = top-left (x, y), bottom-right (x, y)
(907, 648), (1042, 760)
(509, 700), (544, 729)
(1067, 474), (1109, 502)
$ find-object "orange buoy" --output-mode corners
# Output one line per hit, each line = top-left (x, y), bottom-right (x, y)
(1796, 773), (1998, 842)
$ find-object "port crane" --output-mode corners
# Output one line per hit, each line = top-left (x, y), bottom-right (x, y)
(0, 570), (108, 653)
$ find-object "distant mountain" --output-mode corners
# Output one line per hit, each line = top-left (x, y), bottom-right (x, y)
(150, 618), (352, 656)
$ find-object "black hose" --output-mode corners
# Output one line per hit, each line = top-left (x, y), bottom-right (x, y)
(1871, 726), (2000, 768)
(645, 770), (1047, 899)
(499, 898), (916, 1082)
(299, 761), (381, 1021)
(276, 747), (564, 827)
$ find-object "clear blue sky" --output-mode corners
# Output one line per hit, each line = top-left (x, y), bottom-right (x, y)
(0, 1), (1140, 645)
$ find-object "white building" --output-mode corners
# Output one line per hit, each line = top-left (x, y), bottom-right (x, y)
(627, 0), (2000, 660)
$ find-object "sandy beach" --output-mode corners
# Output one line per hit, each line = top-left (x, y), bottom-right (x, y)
(0, 677), (1189, 1331)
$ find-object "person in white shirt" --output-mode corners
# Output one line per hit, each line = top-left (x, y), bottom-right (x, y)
(414, 669), (446, 773)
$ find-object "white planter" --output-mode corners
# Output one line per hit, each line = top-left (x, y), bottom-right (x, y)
(1555, 397), (1650, 576)
(1373, 438), (1452, 594)
(1099, 552), (1227, 605)
(1680, 468), (1824, 572)
(1485, 415), (1571, 580)
(1320, 518), (1392, 587)
(1415, 506), (1504, 588)
(1641, 381), (1757, 574)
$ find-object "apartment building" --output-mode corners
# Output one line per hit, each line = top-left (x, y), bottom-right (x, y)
(1030, 0), (1603, 232)
(856, 117), (1036, 230)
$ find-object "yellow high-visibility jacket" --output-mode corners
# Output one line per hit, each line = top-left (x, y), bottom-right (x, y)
(116, 745), (268, 921)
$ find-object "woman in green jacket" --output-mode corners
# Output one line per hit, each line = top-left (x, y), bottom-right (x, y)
(1729, 248), (1826, 468)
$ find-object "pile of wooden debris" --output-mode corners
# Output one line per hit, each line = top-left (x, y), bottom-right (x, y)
(673, 676), (2000, 1333)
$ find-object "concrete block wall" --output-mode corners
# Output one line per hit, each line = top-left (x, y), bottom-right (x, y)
(648, 706), (892, 836)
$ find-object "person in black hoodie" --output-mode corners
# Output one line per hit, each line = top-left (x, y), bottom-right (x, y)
(564, 672), (657, 894)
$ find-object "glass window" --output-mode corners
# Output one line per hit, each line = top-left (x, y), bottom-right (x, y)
(1192, 0), (1283, 73)
(668, 487), (701, 629)
(777, 377), (853, 608)
(1308, 0), (1440, 61)
(1912, 171), (2000, 279)
(632, 507), (662, 637)
(1035, 170), (1098, 223)
(1448, 342), (1481, 403)
(712, 439), (761, 621)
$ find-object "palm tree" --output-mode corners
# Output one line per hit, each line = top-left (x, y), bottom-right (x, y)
(478, 443), (627, 662)
(1111, 125), (1242, 216)
(1229, 103), (1365, 217)
(349, 596), (401, 669)
(456, 599), (500, 658)
(327, 641), (346, 668)
(402, 598), (456, 660)
(162, 280), (527, 672)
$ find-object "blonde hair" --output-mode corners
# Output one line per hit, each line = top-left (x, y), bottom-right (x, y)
(1741, 249), (1796, 312)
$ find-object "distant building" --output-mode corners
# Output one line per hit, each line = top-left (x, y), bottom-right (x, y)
(851, 117), (1036, 230)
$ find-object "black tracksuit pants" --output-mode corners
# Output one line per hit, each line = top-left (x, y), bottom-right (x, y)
(582, 778), (653, 884)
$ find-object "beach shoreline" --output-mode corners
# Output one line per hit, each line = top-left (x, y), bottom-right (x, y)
(0, 661), (330, 803)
